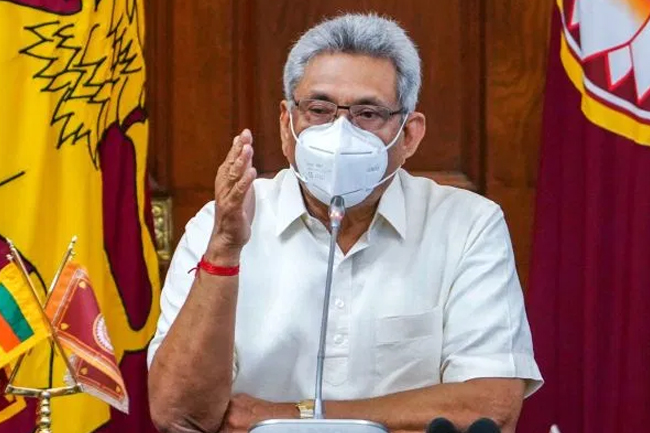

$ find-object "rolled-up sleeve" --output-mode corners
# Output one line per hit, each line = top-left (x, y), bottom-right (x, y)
(441, 206), (543, 397)
(146, 202), (213, 369)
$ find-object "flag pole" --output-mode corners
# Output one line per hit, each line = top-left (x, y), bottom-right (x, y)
(42, 235), (77, 393)
(6, 239), (81, 385)
(3, 238), (81, 433)
(45, 235), (76, 302)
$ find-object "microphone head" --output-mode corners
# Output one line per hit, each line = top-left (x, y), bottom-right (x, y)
(426, 417), (458, 433)
(328, 196), (346, 229)
(465, 418), (500, 433)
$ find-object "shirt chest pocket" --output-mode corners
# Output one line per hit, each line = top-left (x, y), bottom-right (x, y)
(374, 307), (443, 393)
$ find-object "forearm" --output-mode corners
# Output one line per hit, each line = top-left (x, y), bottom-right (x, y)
(149, 252), (240, 432)
(325, 379), (525, 433)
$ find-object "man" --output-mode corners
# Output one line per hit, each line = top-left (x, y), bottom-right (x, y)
(148, 13), (542, 433)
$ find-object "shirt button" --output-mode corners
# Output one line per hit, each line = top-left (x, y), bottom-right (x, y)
(333, 334), (344, 345)
(334, 298), (345, 309)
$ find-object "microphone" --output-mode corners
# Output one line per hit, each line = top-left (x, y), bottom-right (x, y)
(328, 196), (346, 229)
(249, 196), (387, 433)
(465, 418), (500, 433)
(426, 417), (459, 433)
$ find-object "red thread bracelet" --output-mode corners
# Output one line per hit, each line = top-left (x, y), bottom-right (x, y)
(190, 255), (240, 277)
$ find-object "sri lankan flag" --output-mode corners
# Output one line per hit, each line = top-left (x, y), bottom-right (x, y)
(0, 0), (160, 432)
(0, 260), (49, 368)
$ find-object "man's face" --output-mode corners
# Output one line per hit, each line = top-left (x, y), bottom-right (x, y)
(279, 53), (415, 177)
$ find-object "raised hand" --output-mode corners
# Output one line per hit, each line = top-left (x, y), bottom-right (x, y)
(206, 129), (257, 265)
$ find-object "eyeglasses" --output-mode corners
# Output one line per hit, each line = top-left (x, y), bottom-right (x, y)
(293, 99), (405, 132)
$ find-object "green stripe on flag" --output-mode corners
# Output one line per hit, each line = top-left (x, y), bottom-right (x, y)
(0, 282), (34, 342)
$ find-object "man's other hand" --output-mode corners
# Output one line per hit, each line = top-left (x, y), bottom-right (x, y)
(220, 393), (297, 433)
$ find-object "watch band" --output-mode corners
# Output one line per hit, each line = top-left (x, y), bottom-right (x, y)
(296, 399), (315, 419)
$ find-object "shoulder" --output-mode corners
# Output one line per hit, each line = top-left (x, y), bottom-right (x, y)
(250, 169), (289, 203)
(400, 170), (502, 230)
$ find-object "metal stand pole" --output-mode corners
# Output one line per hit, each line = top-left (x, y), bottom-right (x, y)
(36, 390), (52, 433)
(2, 237), (81, 432)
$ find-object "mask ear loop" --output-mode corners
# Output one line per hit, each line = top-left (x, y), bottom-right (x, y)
(384, 113), (410, 151)
(288, 110), (311, 185)
(337, 167), (400, 199)
(288, 110), (300, 142)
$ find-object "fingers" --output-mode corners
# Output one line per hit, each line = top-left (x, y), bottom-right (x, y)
(225, 129), (251, 164)
(211, 130), (257, 249)
(216, 129), (255, 198)
(222, 395), (261, 433)
(227, 144), (252, 183)
(239, 128), (252, 146)
(229, 166), (257, 201)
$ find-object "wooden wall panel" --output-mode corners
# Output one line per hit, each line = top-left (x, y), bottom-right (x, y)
(145, 0), (171, 193)
(146, 1), (554, 289)
(148, 1), (487, 246)
(239, 1), (484, 193)
(148, 0), (237, 239)
(485, 0), (553, 288)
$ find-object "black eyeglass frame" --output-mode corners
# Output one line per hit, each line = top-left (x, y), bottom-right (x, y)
(292, 98), (406, 131)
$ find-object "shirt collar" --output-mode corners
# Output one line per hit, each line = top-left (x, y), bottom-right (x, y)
(275, 169), (308, 236)
(374, 170), (407, 240)
(274, 168), (407, 239)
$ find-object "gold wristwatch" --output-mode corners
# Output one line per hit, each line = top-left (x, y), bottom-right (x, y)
(296, 399), (315, 419)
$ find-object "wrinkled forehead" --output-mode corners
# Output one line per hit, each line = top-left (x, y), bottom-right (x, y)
(295, 52), (400, 107)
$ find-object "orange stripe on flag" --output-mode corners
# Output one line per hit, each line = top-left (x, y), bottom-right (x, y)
(0, 314), (20, 352)
(44, 263), (71, 319)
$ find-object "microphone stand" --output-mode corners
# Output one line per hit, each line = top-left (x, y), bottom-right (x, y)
(249, 196), (387, 433)
(314, 195), (345, 419)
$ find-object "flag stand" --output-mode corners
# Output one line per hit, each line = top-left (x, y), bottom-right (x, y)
(5, 386), (80, 433)
(3, 237), (81, 433)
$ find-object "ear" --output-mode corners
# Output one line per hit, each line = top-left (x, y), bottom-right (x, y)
(400, 112), (426, 160)
(279, 100), (294, 158)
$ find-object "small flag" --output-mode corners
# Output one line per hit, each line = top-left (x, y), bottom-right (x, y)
(45, 262), (129, 413)
(0, 261), (49, 368)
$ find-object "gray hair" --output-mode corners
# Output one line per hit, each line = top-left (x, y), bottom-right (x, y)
(283, 13), (422, 112)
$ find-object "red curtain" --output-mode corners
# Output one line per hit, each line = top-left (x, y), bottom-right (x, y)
(518, 6), (650, 433)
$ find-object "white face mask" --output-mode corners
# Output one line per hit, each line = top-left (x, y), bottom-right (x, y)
(290, 113), (407, 208)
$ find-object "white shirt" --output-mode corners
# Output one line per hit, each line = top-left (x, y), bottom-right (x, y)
(148, 169), (543, 401)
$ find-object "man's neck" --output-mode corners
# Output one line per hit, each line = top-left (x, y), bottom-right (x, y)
(300, 185), (387, 255)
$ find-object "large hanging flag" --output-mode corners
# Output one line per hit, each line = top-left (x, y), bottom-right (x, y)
(0, 0), (160, 432)
(519, 1), (650, 432)
(0, 259), (49, 368)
